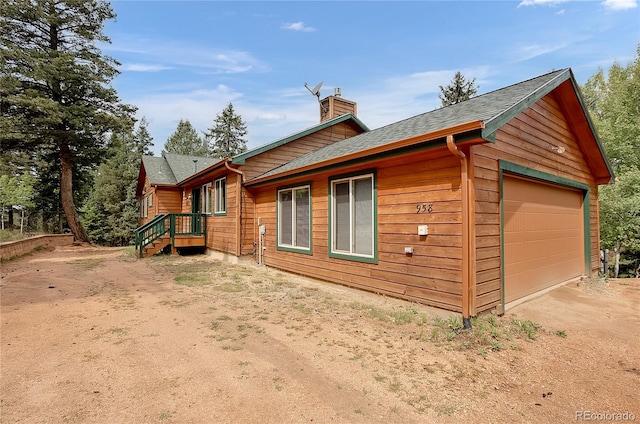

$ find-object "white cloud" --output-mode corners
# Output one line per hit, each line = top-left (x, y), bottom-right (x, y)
(109, 36), (269, 75)
(601, 0), (638, 10)
(518, 0), (567, 7)
(123, 63), (171, 72)
(513, 42), (568, 62)
(281, 21), (317, 32)
(256, 113), (287, 121)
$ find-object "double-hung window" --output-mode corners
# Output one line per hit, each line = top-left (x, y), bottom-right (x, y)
(140, 192), (151, 218)
(214, 177), (226, 215)
(277, 185), (311, 252)
(200, 182), (212, 214)
(330, 173), (376, 262)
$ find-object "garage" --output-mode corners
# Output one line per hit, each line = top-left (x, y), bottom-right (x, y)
(503, 175), (585, 304)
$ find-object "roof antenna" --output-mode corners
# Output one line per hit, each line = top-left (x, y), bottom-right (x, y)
(305, 81), (328, 114)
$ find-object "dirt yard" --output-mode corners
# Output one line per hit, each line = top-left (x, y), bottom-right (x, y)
(1, 245), (638, 423)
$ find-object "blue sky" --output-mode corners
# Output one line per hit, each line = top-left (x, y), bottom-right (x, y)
(103, 0), (639, 156)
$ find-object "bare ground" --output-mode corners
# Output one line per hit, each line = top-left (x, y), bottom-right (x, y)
(1, 245), (638, 423)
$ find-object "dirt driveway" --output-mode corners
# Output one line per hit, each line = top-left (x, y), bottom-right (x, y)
(1, 245), (638, 423)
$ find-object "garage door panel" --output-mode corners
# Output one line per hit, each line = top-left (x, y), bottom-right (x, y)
(504, 176), (584, 303)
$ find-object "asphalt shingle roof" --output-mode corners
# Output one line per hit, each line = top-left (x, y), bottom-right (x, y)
(143, 153), (221, 185)
(251, 69), (569, 181)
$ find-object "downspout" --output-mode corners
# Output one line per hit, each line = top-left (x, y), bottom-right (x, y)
(447, 135), (473, 330)
(225, 162), (245, 257)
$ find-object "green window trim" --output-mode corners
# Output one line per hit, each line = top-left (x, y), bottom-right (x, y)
(276, 183), (313, 255)
(498, 160), (592, 309)
(328, 170), (378, 264)
(214, 176), (227, 216)
(200, 182), (212, 215)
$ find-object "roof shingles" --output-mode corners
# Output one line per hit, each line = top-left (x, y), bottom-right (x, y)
(143, 153), (221, 185)
(250, 69), (568, 181)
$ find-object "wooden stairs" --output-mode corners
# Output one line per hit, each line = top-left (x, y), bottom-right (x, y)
(138, 235), (171, 258)
(135, 213), (207, 258)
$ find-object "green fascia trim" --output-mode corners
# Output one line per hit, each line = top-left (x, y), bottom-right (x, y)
(275, 182), (313, 255)
(498, 160), (592, 310)
(232, 114), (370, 165)
(483, 69), (614, 182)
(566, 72), (616, 182)
(482, 69), (571, 141)
(327, 169), (378, 265)
(246, 129), (484, 188)
(499, 160), (589, 191)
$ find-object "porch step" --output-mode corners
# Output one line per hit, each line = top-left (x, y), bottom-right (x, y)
(139, 236), (171, 258)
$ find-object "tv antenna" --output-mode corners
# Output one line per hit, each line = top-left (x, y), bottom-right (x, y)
(305, 81), (328, 114)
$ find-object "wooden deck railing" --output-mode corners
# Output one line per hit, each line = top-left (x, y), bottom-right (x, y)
(135, 213), (206, 258)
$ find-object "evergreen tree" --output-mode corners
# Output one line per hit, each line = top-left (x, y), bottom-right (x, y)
(205, 103), (248, 158)
(582, 45), (640, 277)
(0, 150), (31, 229)
(82, 119), (152, 246)
(163, 119), (207, 156)
(0, 0), (135, 242)
(438, 72), (479, 107)
(0, 171), (35, 232)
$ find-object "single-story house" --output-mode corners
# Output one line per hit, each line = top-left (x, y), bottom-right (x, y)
(136, 69), (613, 320)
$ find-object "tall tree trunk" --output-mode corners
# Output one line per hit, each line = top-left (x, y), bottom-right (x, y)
(59, 141), (89, 242)
(614, 244), (620, 278)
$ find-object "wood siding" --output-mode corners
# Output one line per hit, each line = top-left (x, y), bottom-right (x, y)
(241, 122), (364, 181)
(471, 92), (601, 312)
(177, 172), (241, 256)
(138, 177), (181, 226)
(156, 188), (181, 214)
(251, 149), (466, 312)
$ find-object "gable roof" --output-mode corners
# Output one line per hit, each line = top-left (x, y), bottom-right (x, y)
(137, 152), (223, 195)
(247, 69), (613, 185)
(143, 152), (221, 185)
(232, 113), (369, 165)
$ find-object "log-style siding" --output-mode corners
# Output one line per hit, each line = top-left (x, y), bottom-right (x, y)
(241, 122), (364, 180)
(252, 149), (467, 312)
(471, 92), (600, 312)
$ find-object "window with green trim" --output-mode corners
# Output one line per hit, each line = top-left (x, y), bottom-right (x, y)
(214, 177), (226, 215)
(200, 182), (212, 214)
(278, 185), (310, 250)
(330, 173), (375, 259)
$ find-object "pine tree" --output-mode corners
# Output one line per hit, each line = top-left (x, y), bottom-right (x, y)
(0, 172), (35, 232)
(582, 45), (640, 277)
(83, 119), (153, 246)
(205, 103), (248, 158)
(163, 119), (207, 156)
(438, 72), (479, 107)
(0, 0), (135, 242)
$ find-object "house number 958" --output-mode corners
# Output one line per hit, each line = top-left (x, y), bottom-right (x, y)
(416, 203), (433, 213)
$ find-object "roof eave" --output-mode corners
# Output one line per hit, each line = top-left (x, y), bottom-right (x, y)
(482, 68), (572, 140)
(232, 113), (370, 165)
(177, 158), (230, 186)
(245, 120), (485, 186)
(565, 71), (615, 184)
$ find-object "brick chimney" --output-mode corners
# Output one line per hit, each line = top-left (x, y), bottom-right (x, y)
(320, 88), (357, 122)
